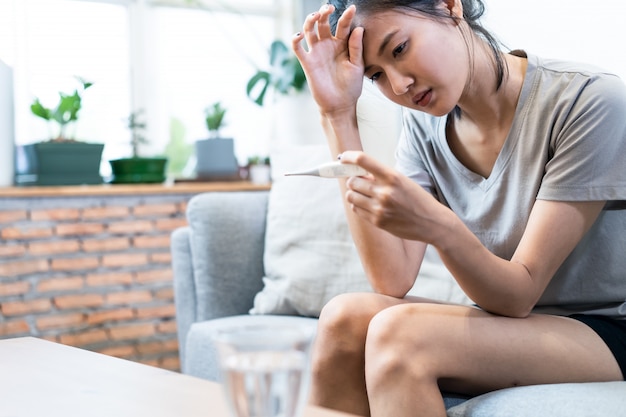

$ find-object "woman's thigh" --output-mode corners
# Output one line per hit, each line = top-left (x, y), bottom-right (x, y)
(365, 303), (623, 395)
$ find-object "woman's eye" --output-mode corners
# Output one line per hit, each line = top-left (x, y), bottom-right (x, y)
(392, 42), (407, 58)
(368, 72), (382, 82)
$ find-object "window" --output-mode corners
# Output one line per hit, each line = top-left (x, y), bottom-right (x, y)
(149, 5), (275, 171)
(4, 0), (131, 178)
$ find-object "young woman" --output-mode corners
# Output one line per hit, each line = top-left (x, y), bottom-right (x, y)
(291, 1), (626, 416)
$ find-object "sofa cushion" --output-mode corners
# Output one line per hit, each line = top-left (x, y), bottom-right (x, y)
(185, 314), (318, 381)
(446, 381), (626, 417)
(250, 144), (372, 317)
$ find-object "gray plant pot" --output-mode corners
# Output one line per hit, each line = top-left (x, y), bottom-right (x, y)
(194, 138), (240, 181)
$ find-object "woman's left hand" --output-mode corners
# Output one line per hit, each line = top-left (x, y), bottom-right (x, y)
(340, 151), (450, 244)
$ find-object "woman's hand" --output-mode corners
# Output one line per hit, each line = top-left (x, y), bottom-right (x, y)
(292, 4), (365, 117)
(340, 151), (451, 245)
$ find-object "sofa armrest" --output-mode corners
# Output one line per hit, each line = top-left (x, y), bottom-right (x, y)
(171, 190), (269, 365)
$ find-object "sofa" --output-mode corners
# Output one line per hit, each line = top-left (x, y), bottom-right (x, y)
(171, 189), (625, 416)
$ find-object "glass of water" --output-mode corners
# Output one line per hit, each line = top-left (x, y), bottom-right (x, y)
(212, 324), (315, 417)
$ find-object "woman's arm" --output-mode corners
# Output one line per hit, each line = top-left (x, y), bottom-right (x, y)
(341, 148), (606, 317)
(293, 5), (426, 296)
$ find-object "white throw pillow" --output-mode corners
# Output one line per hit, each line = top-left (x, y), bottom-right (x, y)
(250, 144), (371, 317)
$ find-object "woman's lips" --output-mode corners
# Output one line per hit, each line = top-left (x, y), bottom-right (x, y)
(413, 89), (432, 107)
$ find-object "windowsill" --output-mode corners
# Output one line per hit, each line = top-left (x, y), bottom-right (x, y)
(0, 180), (271, 198)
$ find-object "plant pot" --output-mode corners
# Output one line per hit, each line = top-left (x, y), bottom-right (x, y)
(248, 164), (271, 184)
(109, 157), (168, 184)
(15, 142), (104, 186)
(194, 138), (240, 180)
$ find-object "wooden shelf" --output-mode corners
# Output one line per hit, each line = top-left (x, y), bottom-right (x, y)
(0, 181), (271, 198)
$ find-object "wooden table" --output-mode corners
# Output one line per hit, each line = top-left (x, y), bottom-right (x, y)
(0, 337), (356, 417)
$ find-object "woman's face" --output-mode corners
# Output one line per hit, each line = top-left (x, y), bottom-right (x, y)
(360, 9), (469, 116)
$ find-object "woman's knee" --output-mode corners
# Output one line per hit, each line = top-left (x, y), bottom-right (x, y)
(364, 304), (442, 383)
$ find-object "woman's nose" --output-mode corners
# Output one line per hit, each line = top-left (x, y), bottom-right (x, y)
(388, 70), (412, 96)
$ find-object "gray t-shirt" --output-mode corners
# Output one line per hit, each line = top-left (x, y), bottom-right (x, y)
(395, 52), (626, 318)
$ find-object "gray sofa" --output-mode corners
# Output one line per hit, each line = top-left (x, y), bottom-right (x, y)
(171, 190), (626, 416)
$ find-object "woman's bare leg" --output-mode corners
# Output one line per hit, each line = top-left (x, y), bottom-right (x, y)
(308, 292), (414, 416)
(364, 303), (623, 417)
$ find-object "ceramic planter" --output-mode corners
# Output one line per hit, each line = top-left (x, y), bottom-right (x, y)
(109, 157), (168, 184)
(194, 138), (240, 180)
(15, 142), (104, 186)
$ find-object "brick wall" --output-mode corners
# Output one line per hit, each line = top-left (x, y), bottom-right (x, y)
(0, 192), (193, 371)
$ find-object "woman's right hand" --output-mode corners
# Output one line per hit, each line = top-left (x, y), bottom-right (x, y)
(292, 4), (365, 117)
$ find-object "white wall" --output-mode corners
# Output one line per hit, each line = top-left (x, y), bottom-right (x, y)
(0, 60), (15, 186)
(482, 0), (626, 80)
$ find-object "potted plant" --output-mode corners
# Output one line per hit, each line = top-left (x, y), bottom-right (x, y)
(246, 39), (323, 147)
(246, 40), (307, 106)
(194, 101), (239, 180)
(108, 110), (168, 184)
(16, 77), (104, 186)
(247, 155), (271, 184)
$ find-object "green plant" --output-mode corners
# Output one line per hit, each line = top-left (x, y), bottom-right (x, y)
(205, 102), (227, 138)
(126, 109), (149, 158)
(30, 76), (93, 141)
(247, 155), (270, 166)
(246, 40), (307, 106)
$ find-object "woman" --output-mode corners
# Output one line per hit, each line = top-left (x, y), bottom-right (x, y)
(291, 1), (626, 416)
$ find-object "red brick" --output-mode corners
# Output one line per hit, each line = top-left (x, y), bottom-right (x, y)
(135, 304), (176, 320)
(154, 287), (174, 301)
(133, 235), (171, 249)
(31, 208), (80, 221)
(54, 293), (105, 309)
(55, 223), (105, 236)
(86, 272), (133, 287)
(134, 268), (172, 284)
(0, 244), (27, 258)
(149, 252), (171, 264)
(0, 280), (30, 297)
(136, 340), (166, 355)
(0, 210), (28, 223)
(29, 240), (81, 256)
(87, 308), (135, 325)
(59, 328), (108, 347)
(82, 237), (130, 253)
(139, 358), (159, 367)
(108, 323), (155, 341)
(157, 320), (177, 334)
(50, 257), (99, 271)
(0, 258), (49, 277)
(98, 344), (136, 358)
(1, 299), (52, 316)
(163, 338), (179, 351)
(36, 313), (85, 330)
(1, 226), (54, 240)
(37, 276), (84, 293)
(105, 290), (152, 306)
(177, 202), (188, 213)
(101, 253), (148, 268)
(82, 206), (130, 220)
(159, 356), (181, 372)
(133, 203), (178, 217)
(107, 220), (154, 234)
(0, 320), (30, 336)
(154, 218), (187, 231)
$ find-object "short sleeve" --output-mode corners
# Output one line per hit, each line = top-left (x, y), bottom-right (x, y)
(394, 109), (437, 196)
(538, 73), (626, 201)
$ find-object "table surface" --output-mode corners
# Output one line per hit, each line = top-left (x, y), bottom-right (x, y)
(0, 337), (357, 417)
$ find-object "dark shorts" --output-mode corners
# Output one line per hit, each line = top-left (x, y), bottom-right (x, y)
(569, 314), (626, 380)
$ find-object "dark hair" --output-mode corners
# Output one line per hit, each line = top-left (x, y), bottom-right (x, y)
(328, 0), (506, 92)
